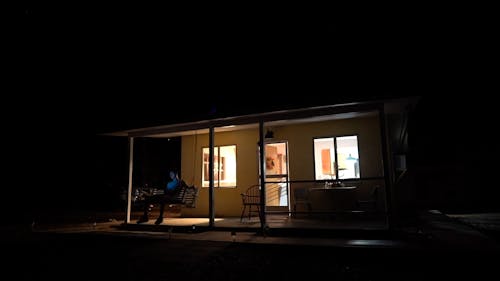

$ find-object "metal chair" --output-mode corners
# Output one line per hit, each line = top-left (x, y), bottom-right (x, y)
(240, 185), (262, 222)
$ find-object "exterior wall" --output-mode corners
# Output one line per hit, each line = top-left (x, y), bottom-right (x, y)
(180, 116), (383, 217)
(274, 116), (383, 181)
(181, 129), (260, 217)
(274, 116), (385, 212)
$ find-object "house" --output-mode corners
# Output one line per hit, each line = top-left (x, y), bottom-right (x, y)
(106, 97), (419, 231)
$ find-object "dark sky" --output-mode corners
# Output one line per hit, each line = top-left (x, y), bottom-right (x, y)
(19, 4), (491, 132)
(17, 5), (490, 136)
(6, 4), (495, 219)
(17, 5), (492, 193)
(17, 4), (492, 138)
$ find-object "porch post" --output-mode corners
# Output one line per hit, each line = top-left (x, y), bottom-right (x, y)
(126, 137), (134, 224)
(378, 105), (393, 230)
(208, 126), (215, 227)
(258, 121), (267, 230)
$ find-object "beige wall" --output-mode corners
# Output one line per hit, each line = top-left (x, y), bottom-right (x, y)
(180, 116), (383, 217)
(181, 129), (260, 217)
(273, 116), (383, 181)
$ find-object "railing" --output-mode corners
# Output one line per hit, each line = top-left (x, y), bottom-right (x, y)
(265, 182), (284, 206)
(263, 177), (386, 216)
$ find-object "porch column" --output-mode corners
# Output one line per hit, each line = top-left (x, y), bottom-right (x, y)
(208, 126), (215, 227)
(258, 121), (267, 230)
(126, 137), (134, 224)
(379, 105), (393, 230)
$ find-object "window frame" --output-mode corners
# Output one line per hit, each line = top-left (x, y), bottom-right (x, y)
(202, 144), (237, 188)
(313, 134), (360, 180)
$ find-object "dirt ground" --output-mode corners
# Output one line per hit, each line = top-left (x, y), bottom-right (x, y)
(3, 229), (499, 281)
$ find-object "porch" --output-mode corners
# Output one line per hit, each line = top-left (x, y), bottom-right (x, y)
(104, 98), (417, 233)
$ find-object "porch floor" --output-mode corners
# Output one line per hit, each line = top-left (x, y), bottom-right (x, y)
(127, 213), (387, 231)
(30, 209), (387, 235)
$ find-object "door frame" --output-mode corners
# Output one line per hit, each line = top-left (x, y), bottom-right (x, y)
(262, 140), (290, 213)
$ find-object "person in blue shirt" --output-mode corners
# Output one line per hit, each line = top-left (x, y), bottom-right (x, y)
(137, 170), (181, 225)
(166, 170), (180, 192)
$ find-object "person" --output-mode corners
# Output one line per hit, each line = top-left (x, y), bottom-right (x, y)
(137, 170), (181, 225)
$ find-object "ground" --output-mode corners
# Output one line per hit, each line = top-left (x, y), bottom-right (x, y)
(3, 211), (500, 281)
(3, 231), (498, 281)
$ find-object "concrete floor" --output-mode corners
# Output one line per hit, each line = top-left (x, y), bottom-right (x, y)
(126, 214), (387, 230)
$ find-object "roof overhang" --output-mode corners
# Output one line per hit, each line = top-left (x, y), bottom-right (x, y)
(102, 97), (419, 138)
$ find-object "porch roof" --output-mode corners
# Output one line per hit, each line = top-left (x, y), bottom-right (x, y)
(103, 97), (418, 138)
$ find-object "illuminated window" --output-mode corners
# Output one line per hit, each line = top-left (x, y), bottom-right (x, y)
(314, 136), (360, 180)
(202, 145), (237, 187)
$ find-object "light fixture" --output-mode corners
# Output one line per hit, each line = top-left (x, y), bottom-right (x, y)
(265, 129), (274, 139)
(346, 154), (358, 161)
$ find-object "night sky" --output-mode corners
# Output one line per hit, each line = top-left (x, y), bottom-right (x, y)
(19, 3), (492, 132)
(10, 4), (495, 223)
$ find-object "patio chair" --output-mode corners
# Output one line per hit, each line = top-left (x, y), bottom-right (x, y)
(240, 185), (262, 222)
(293, 186), (312, 217)
(357, 185), (379, 211)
